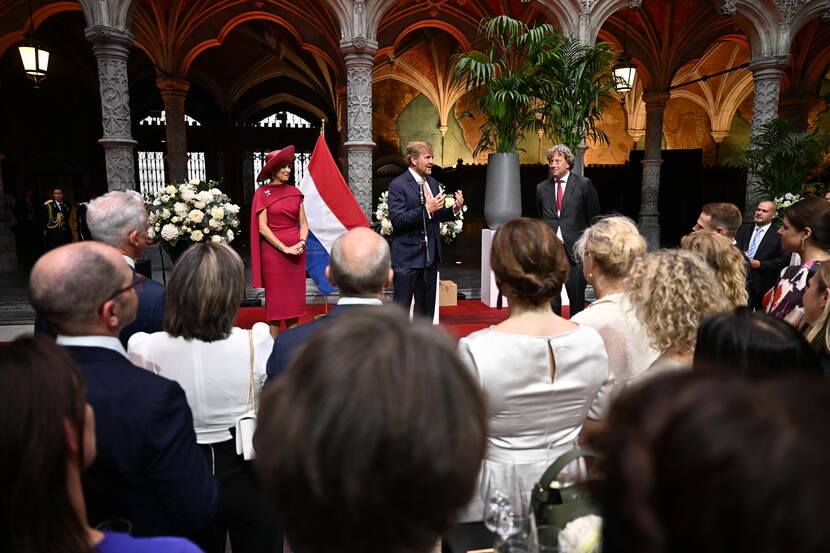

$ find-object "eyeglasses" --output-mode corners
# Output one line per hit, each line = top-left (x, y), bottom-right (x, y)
(98, 274), (146, 312)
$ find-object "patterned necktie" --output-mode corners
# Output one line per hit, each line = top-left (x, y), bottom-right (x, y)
(747, 226), (763, 260)
(555, 179), (564, 213)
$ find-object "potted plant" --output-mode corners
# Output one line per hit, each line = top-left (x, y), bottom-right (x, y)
(727, 117), (830, 201)
(452, 15), (557, 229)
(538, 37), (619, 175)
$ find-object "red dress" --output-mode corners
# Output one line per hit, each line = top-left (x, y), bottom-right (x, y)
(250, 184), (305, 321)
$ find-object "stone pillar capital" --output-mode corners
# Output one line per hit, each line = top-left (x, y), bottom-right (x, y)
(85, 25), (133, 57)
(340, 38), (378, 58)
(642, 92), (670, 109)
(710, 130), (731, 143)
(156, 77), (190, 97)
(748, 56), (789, 78)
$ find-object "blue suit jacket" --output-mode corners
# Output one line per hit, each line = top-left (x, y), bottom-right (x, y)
(266, 304), (377, 382)
(65, 345), (218, 537)
(120, 276), (165, 348)
(388, 171), (454, 269)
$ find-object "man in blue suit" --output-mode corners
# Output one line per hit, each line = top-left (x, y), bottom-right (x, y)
(29, 241), (217, 537)
(388, 141), (463, 319)
(266, 227), (392, 381)
(87, 190), (165, 347)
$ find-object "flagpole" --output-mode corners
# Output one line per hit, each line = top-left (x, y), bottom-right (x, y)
(321, 118), (325, 135)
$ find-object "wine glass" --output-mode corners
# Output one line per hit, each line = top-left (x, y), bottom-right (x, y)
(483, 468), (511, 534)
(494, 508), (539, 553)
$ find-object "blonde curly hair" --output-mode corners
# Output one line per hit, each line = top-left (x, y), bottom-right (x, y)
(574, 215), (646, 279)
(680, 231), (748, 309)
(625, 249), (731, 356)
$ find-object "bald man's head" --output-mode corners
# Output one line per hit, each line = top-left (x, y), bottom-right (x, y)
(30, 242), (135, 334)
(328, 228), (391, 297)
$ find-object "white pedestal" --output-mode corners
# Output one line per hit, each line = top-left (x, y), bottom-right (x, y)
(481, 229), (507, 308)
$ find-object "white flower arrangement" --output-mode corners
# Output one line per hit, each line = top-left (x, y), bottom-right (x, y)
(773, 192), (803, 212)
(145, 180), (240, 247)
(558, 515), (602, 553)
(374, 185), (468, 244)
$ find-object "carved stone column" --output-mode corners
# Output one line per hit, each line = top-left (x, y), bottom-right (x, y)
(639, 92), (669, 250)
(85, 25), (137, 191)
(341, 39), (377, 219)
(157, 77), (190, 183)
(0, 153), (16, 273)
(745, 56), (787, 213)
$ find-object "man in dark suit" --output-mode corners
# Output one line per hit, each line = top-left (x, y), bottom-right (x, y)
(87, 190), (165, 347)
(266, 227), (392, 381)
(388, 141), (463, 319)
(11, 188), (42, 269)
(29, 241), (217, 537)
(41, 187), (76, 250)
(736, 200), (790, 309)
(536, 144), (600, 317)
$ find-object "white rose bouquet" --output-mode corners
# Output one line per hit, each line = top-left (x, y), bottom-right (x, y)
(374, 185), (467, 244)
(145, 179), (241, 248)
(773, 192), (804, 226)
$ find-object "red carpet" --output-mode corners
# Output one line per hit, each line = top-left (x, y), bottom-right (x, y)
(234, 300), (571, 340)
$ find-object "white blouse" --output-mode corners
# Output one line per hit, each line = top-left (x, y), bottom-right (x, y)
(128, 323), (273, 444)
(457, 324), (612, 522)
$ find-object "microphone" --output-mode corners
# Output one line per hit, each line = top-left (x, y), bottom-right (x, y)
(418, 178), (425, 208)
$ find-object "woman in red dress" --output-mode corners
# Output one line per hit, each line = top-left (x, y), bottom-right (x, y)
(250, 146), (308, 337)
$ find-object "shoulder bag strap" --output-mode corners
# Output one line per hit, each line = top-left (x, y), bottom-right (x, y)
(538, 446), (599, 489)
(246, 329), (255, 413)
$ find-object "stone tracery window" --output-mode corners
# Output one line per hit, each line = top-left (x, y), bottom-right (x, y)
(137, 111), (206, 196)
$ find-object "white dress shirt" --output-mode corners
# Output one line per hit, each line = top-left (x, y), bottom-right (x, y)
(127, 322), (274, 444)
(553, 171), (570, 240)
(749, 223), (771, 254)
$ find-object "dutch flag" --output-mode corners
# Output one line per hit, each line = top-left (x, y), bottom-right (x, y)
(299, 133), (370, 295)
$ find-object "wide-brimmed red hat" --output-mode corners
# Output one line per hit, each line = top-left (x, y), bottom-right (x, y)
(256, 145), (295, 182)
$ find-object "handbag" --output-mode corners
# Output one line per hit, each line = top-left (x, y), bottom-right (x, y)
(234, 329), (257, 460)
(531, 447), (600, 532)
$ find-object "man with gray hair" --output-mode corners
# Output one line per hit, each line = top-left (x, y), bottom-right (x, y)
(29, 241), (217, 537)
(536, 143), (600, 316)
(86, 190), (165, 346)
(266, 227), (392, 380)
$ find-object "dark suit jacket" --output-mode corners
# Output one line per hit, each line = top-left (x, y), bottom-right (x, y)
(736, 223), (789, 300)
(388, 170), (454, 269)
(266, 303), (377, 381)
(121, 275), (165, 348)
(65, 345), (218, 537)
(536, 172), (600, 262)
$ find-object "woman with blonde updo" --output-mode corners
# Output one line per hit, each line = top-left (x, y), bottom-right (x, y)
(680, 230), (748, 309)
(572, 216), (658, 389)
(458, 218), (612, 522)
(625, 249), (731, 378)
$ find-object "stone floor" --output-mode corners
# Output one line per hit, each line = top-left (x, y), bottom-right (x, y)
(0, 233), (483, 341)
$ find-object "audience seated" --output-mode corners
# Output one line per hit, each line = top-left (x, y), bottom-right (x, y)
(625, 249), (730, 377)
(29, 241), (217, 537)
(693, 307), (821, 377)
(87, 190), (166, 346)
(572, 215), (658, 389)
(128, 242), (279, 553)
(800, 263), (830, 378)
(266, 227), (391, 381)
(600, 371), (830, 553)
(681, 230), (748, 308)
(765, 197), (830, 323)
(254, 307), (487, 553)
(457, 217), (612, 522)
(0, 336), (203, 553)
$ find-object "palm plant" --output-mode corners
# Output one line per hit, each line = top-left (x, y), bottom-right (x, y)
(451, 16), (558, 156)
(727, 118), (830, 199)
(538, 37), (619, 153)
